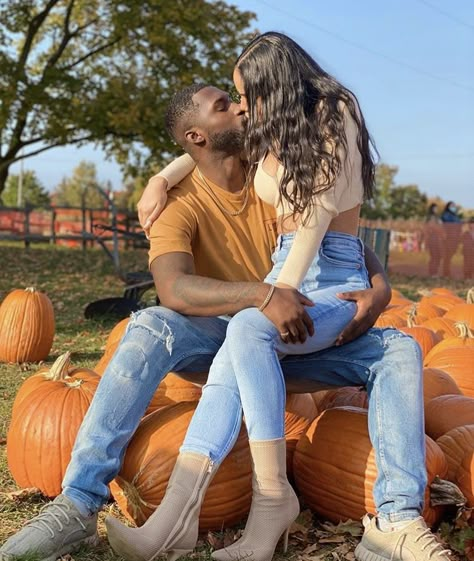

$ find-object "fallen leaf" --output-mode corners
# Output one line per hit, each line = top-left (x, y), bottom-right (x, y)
(0, 437), (6, 445)
(319, 536), (346, 544)
(2, 487), (42, 502)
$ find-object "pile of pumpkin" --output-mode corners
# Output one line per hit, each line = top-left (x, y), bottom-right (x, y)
(2, 286), (474, 532)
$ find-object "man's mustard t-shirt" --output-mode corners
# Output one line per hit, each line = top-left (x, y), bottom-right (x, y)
(148, 169), (278, 283)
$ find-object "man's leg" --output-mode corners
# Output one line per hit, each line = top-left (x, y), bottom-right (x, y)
(281, 329), (450, 560)
(0, 307), (228, 559)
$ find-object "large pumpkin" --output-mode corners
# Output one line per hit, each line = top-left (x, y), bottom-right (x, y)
(7, 353), (100, 497)
(0, 287), (55, 363)
(95, 318), (130, 375)
(425, 395), (474, 440)
(146, 373), (202, 415)
(423, 368), (462, 404)
(444, 305), (474, 331)
(110, 402), (252, 532)
(424, 323), (474, 364)
(399, 326), (441, 359)
(285, 393), (318, 479)
(318, 386), (368, 412)
(424, 347), (474, 397)
(419, 292), (464, 313)
(293, 407), (447, 527)
(437, 425), (474, 482)
(421, 317), (458, 340)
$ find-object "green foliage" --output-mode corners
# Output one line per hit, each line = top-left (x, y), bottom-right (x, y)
(2, 170), (50, 207)
(0, 0), (256, 193)
(361, 163), (428, 220)
(53, 160), (107, 207)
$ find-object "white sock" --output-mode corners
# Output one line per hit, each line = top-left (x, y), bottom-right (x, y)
(377, 517), (414, 533)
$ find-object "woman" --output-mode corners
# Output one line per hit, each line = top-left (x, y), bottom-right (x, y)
(424, 203), (443, 276)
(106, 32), (376, 561)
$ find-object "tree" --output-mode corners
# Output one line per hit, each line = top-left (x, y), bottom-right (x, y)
(361, 163), (428, 220)
(0, 0), (255, 196)
(2, 170), (50, 207)
(389, 184), (427, 219)
(53, 161), (105, 207)
(361, 164), (398, 220)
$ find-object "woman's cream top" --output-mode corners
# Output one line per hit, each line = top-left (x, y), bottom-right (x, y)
(157, 105), (364, 289)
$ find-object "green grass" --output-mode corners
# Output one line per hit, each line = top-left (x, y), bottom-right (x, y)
(0, 243), (471, 560)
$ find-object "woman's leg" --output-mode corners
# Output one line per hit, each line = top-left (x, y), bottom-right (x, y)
(106, 339), (245, 561)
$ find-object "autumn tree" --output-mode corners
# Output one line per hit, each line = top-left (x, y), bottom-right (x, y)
(2, 170), (50, 207)
(0, 0), (255, 196)
(53, 161), (106, 207)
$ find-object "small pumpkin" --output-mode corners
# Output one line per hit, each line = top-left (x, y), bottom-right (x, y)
(293, 407), (447, 527)
(425, 394), (474, 440)
(444, 304), (474, 331)
(7, 353), (100, 497)
(0, 287), (55, 363)
(110, 402), (252, 532)
(374, 311), (406, 329)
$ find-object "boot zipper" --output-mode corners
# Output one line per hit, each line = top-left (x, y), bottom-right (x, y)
(163, 458), (214, 548)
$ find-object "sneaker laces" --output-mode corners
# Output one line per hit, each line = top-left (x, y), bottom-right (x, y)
(413, 527), (452, 559)
(24, 502), (86, 539)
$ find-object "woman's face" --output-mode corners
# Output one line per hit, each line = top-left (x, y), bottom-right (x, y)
(233, 67), (248, 114)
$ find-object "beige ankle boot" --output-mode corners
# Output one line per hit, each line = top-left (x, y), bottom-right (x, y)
(211, 438), (299, 561)
(106, 452), (215, 561)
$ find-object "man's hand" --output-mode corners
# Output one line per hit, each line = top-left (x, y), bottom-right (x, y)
(137, 175), (168, 237)
(335, 286), (391, 346)
(263, 287), (315, 344)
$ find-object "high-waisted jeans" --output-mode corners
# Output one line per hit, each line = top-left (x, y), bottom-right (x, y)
(62, 233), (426, 523)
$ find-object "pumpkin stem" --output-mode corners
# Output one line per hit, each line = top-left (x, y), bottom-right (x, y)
(454, 322), (473, 339)
(467, 288), (474, 304)
(48, 352), (72, 381)
(407, 306), (417, 328)
(429, 476), (466, 508)
(25, 287), (37, 293)
(417, 289), (433, 297)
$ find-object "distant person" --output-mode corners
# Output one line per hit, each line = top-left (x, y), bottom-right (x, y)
(424, 203), (443, 276)
(462, 218), (474, 279)
(440, 201), (462, 277)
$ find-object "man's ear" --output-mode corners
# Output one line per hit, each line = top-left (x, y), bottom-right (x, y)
(184, 128), (205, 146)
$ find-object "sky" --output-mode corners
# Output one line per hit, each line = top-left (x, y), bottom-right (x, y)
(10, 0), (474, 208)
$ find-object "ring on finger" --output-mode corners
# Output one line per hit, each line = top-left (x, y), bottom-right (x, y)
(280, 331), (290, 338)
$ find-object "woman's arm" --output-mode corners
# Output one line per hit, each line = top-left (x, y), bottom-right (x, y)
(138, 154), (196, 233)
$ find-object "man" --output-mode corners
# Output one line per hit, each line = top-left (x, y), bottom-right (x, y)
(0, 84), (449, 561)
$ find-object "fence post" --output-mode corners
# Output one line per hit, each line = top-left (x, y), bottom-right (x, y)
(51, 208), (57, 245)
(81, 204), (87, 251)
(24, 206), (31, 249)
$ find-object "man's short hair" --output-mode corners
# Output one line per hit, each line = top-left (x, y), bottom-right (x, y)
(165, 83), (209, 145)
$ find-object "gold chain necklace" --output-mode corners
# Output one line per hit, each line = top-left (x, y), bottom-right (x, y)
(196, 167), (250, 217)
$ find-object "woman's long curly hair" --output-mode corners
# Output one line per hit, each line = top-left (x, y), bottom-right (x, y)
(235, 32), (377, 221)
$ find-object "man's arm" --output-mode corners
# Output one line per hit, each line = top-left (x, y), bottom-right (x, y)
(335, 245), (392, 345)
(151, 253), (314, 341)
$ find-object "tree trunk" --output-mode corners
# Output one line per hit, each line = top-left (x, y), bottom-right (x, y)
(0, 163), (10, 203)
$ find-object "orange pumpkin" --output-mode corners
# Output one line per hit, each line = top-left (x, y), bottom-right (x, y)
(406, 302), (445, 325)
(419, 292), (464, 313)
(424, 347), (474, 397)
(421, 317), (458, 340)
(293, 407), (447, 527)
(374, 311), (406, 328)
(146, 373), (202, 415)
(110, 402), (252, 532)
(285, 393), (318, 479)
(456, 449), (474, 506)
(7, 353), (100, 496)
(444, 304), (474, 331)
(424, 323), (474, 364)
(425, 395), (474, 440)
(318, 386), (368, 412)
(0, 287), (55, 363)
(423, 368), (462, 404)
(399, 326), (441, 358)
(437, 424), (474, 482)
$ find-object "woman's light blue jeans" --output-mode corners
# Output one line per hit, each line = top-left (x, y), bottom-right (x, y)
(180, 231), (426, 522)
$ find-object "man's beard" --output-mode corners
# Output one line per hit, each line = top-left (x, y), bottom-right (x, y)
(209, 127), (245, 154)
